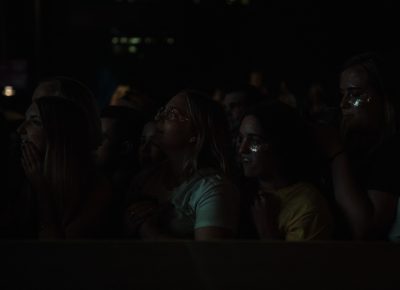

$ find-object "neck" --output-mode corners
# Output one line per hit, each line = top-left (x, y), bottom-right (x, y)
(164, 149), (192, 187)
(258, 173), (291, 193)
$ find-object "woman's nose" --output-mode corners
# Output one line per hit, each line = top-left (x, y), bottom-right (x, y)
(238, 138), (249, 154)
(340, 93), (351, 109)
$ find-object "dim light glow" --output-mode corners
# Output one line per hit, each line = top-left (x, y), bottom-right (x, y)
(144, 37), (154, 44)
(166, 37), (175, 44)
(112, 37), (119, 44)
(130, 37), (141, 44)
(3, 86), (15, 97)
(128, 46), (137, 53)
(120, 37), (128, 44)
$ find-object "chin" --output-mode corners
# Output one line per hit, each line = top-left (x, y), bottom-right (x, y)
(243, 168), (257, 178)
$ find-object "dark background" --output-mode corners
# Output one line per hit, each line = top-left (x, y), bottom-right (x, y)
(1, 0), (399, 110)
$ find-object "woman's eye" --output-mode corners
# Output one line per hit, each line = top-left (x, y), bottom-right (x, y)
(168, 111), (178, 120)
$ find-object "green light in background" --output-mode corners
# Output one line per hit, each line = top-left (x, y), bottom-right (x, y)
(128, 46), (137, 53)
(130, 37), (141, 44)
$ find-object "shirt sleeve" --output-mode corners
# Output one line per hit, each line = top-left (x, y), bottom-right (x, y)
(193, 182), (239, 232)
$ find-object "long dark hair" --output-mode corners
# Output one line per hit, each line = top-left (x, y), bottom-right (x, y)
(36, 77), (102, 150)
(181, 90), (234, 178)
(36, 97), (95, 224)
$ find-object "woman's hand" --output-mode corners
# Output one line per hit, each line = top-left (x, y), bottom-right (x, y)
(21, 141), (46, 192)
(251, 190), (281, 240)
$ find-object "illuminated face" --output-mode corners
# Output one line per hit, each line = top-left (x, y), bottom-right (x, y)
(237, 115), (270, 178)
(340, 65), (383, 134)
(17, 103), (45, 153)
(153, 93), (194, 153)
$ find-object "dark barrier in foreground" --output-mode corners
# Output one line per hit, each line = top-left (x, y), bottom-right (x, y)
(1, 241), (400, 290)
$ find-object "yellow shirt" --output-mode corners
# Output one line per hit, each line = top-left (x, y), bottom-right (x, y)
(272, 182), (333, 241)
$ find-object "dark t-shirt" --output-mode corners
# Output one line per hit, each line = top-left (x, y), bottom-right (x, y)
(364, 135), (400, 195)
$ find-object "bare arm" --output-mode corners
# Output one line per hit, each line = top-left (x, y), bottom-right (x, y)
(331, 152), (397, 239)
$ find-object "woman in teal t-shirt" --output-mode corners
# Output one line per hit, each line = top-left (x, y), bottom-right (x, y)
(125, 90), (239, 240)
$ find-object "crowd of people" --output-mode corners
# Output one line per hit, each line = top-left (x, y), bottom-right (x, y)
(0, 52), (399, 241)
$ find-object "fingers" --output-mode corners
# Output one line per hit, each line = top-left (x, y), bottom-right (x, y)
(21, 142), (42, 174)
(125, 201), (159, 236)
(127, 201), (158, 224)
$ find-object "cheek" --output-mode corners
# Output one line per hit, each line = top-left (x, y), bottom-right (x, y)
(27, 128), (45, 150)
(162, 123), (191, 144)
(343, 108), (374, 129)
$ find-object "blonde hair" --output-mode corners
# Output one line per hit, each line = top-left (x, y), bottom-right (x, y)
(180, 90), (233, 178)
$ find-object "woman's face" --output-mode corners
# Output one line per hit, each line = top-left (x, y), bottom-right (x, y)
(153, 93), (194, 154)
(17, 103), (45, 153)
(340, 65), (383, 134)
(238, 115), (271, 178)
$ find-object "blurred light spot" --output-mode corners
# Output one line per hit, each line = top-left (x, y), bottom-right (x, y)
(112, 37), (119, 44)
(241, 0), (250, 4)
(130, 37), (141, 44)
(3, 86), (15, 97)
(144, 37), (154, 44)
(166, 37), (175, 44)
(120, 37), (128, 44)
(113, 45), (123, 54)
(128, 46), (137, 53)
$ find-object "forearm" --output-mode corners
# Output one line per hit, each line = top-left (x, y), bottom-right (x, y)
(331, 152), (373, 239)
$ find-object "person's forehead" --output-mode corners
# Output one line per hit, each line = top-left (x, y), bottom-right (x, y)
(166, 93), (188, 111)
(26, 103), (39, 116)
(240, 115), (263, 134)
(340, 66), (369, 88)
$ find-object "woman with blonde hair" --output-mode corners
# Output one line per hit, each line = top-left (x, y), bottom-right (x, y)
(125, 90), (239, 240)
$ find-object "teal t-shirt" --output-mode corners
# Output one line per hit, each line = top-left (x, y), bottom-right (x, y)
(132, 167), (240, 239)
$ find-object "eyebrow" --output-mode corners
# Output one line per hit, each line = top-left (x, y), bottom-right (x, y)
(340, 86), (363, 92)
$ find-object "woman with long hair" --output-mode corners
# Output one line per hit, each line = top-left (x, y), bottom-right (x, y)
(323, 53), (400, 240)
(17, 97), (114, 238)
(125, 90), (239, 240)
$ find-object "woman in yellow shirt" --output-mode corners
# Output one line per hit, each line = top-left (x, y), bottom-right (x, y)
(238, 101), (333, 240)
